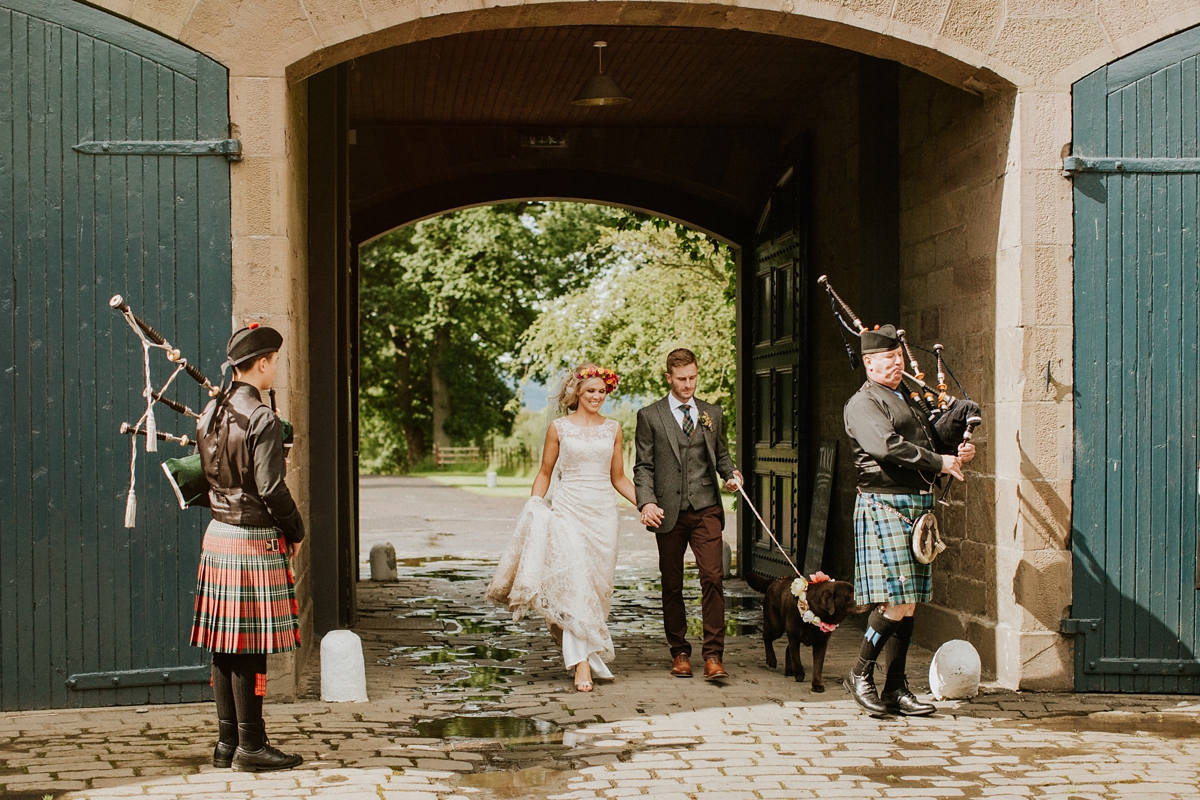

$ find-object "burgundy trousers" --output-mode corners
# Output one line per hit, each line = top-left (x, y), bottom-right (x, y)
(656, 504), (726, 661)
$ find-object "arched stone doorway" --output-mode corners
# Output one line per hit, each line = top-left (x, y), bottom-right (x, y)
(300, 21), (1019, 691)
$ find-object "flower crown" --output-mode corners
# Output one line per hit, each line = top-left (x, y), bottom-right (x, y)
(575, 366), (620, 394)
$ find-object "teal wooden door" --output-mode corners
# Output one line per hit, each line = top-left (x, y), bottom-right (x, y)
(1071, 26), (1200, 692)
(743, 160), (810, 578)
(0, 0), (233, 710)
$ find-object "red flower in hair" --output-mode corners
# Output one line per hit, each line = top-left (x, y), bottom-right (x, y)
(576, 366), (620, 394)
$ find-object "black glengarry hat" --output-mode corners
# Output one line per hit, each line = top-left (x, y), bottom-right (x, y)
(227, 322), (283, 367)
(860, 324), (900, 355)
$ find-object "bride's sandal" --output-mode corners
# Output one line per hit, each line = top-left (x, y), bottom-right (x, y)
(574, 664), (593, 693)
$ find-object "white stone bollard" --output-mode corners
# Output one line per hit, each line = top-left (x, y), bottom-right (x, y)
(321, 630), (369, 703)
(929, 639), (981, 700)
(722, 541), (733, 578)
(486, 470), (498, 488)
(369, 542), (397, 582)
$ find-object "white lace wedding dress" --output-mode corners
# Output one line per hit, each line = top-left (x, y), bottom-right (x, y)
(486, 416), (620, 677)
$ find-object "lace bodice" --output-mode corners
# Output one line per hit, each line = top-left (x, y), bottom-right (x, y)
(553, 417), (619, 481)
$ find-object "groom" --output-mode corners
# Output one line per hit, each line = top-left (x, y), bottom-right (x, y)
(635, 348), (741, 681)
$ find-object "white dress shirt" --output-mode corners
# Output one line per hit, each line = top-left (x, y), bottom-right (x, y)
(668, 393), (698, 431)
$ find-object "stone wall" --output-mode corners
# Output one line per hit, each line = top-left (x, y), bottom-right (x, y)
(228, 74), (313, 699)
(897, 69), (1011, 676)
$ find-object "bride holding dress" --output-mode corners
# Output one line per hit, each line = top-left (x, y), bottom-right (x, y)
(486, 364), (637, 692)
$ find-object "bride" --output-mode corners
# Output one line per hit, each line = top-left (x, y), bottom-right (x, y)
(486, 364), (638, 692)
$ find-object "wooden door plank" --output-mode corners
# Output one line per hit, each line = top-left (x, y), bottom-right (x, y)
(1071, 68), (1109, 691)
(25, 12), (54, 710)
(43, 17), (69, 709)
(1162, 62), (1185, 690)
(1146, 69), (1170, 693)
(1185, 56), (1200, 692)
(1116, 82), (1140, 694)
(0, 6), (18, 711)
(170, 70), (202, 679)
(1132, 74), (1155, 693)
(75, 31), (101, 696)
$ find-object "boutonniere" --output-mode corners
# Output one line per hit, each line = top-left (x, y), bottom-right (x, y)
(699, 411), (713, 431)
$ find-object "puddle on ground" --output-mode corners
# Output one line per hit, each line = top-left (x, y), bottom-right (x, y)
(427, 665), (523, 692)
(389, 644), (526, 664)
(417, 714), (561, 744)
(1013, 712), (1200, 740)
(456, 766), (571, 797)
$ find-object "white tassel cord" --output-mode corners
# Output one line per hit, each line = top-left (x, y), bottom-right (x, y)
(118, 307), (187, 528)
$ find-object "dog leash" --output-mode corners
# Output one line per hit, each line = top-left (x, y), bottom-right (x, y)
(732, 477), (802, 577)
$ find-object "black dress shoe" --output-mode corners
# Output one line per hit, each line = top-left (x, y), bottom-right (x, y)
(844, 670), (889, 716)
(213, 720), (237, 768)
(881, 681), (936, 716)
(232, 722), (304, 773)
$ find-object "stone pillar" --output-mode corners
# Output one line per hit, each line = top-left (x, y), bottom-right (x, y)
(227, 73), (312, 700)
(992, 90), (1074, 690)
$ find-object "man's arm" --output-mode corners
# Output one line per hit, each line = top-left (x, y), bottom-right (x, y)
(845, 394), (944, 473)
(633, 408), (658, 510)
(250, 409), (305, 544)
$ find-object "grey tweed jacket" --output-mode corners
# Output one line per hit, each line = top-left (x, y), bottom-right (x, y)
(633, 396), (736, 533)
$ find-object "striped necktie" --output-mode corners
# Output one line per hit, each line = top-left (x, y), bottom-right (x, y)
(681, 405), (694, 437)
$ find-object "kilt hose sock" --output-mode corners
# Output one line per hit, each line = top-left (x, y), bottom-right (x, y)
(852, 607), (901, 677)
(882, 616), (916, 692)
(212, 652), (268, 728)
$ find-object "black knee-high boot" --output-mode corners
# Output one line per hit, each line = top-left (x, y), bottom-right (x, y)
(211, 654), (238, 768)
(845, 607), (900, 715)
(880, 617), (935, 716)
(229, 654), (303, 773)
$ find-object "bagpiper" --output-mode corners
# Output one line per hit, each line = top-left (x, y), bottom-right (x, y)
(190, 323), (305, 772)
(842, 324), (975, 716)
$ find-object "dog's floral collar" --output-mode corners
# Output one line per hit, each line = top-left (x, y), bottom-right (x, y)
(790, 572), (837, 633)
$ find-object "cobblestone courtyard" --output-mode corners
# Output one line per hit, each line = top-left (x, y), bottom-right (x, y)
(1, 478), (1198, 799)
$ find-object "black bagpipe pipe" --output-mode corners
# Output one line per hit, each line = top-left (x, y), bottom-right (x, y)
(817, 274), (981, 444)
(109, 295), (220, 398)
(119, 422), (191, 446)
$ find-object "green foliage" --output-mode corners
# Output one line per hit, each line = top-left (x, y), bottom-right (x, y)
(517, 217), (737, 420)
(359, 203), (619, 472)
(359, 203), (737, 474)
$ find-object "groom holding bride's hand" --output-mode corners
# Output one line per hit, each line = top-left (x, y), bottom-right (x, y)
(635, 348), (742, 681)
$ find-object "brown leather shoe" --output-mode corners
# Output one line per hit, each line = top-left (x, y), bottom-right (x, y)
(670, 654), (692, 678)
(703, 657), (730, 681)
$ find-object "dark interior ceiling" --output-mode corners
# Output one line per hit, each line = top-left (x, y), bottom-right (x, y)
(346, 26), (859, 243)
(347, 26), (853, 127)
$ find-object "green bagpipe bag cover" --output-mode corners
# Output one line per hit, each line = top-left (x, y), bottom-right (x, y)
(162, 418), (292, 509)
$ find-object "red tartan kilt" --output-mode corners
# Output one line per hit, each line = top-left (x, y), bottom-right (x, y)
(190, 520), (301, 654)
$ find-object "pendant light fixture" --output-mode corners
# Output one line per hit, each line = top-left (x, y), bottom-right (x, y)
(572, 41), (631, 106)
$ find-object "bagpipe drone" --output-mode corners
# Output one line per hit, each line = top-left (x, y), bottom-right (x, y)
(109, 295), (292, 527)
(817, 275), (982, 448)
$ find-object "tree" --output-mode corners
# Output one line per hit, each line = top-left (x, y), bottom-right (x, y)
(359, 202), (619, 471)
(517, 218), (737, 419)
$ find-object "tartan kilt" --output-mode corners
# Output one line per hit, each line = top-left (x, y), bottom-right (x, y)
(853, 491), (934, 605)
(190, 520), (300, 654)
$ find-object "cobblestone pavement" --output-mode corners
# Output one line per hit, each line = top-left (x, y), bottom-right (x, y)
(2, 479), (1198, 799)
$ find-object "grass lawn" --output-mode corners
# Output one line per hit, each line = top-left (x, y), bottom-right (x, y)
(417, 472), (737, 511)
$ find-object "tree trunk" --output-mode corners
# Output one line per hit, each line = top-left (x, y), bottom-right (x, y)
(430, 327), (453, 453)
(391, 332), (426, 466)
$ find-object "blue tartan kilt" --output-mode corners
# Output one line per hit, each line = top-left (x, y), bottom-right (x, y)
(853, 491), (934, 605)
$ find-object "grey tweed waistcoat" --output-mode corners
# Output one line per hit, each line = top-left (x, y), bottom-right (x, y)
(672, 418), (720, 511)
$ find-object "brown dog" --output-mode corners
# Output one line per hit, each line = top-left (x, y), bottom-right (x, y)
(746, 572), (856, 692)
